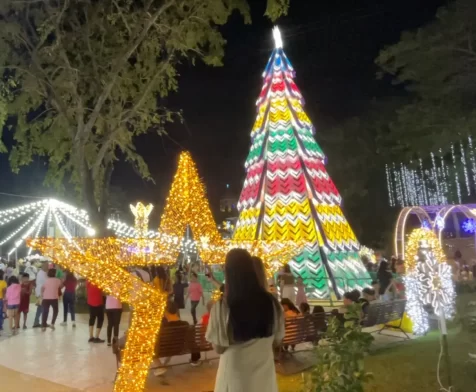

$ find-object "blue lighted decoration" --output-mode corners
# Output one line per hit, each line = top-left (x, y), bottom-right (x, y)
(435, 216), (445, 230)
(462, 218), (476, 234)
(421, 220), (430, 229)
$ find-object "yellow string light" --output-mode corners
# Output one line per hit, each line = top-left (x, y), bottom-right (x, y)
(27, 237), (168, 392)
(130, 202), (154, 238)
(159, 151), (222, 260)
(404, 228), (446, 271)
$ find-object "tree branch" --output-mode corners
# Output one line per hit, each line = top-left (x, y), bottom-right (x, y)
(82, 0), (175, 139)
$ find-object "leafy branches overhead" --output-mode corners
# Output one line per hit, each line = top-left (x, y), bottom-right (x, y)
(0, 0), (288, 233)
(376, 0), (476, 159)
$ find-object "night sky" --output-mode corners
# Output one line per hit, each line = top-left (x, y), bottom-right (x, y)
(0, 0), (446, 226)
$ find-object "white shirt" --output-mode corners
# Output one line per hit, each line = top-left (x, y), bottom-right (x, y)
(24, 265), (37, 282)
(134, 268), (150, 283)
(35, 269), (47, 297)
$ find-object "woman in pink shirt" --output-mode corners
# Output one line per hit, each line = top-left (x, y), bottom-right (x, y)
(186, 273), (204, 325)
(5, 276), (21, 335)
(105, 295), (122, 346)
(41, 269), (63, 331)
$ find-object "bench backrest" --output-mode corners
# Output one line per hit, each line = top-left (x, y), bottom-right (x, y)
(282, 313), (326, 345)
(155, 323), (213, 358)
(362, 299), (406, 327)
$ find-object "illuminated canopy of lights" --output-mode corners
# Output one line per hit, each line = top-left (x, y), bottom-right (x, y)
(0, 198), (196, 259)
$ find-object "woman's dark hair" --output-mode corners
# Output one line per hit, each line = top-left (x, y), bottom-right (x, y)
(281, 298), (300, 314)
(299, 302), (310, 314)
(65, 271), (76, 282)
(175, 272), (182, 283)
(8, 276), (19, 285)
(0, 270), (3, 280)
(22, 273), (30, 279)
(362, 288), (375, 296)
(251, 256), (267, 289)
(156, 266), (167, 281)
(283, 264), (291, 273)
(225, 248), (279, 342)
(377, 260), (389, 275)
(191, 272), (198, 279)
(47, 269), (56, 278)
(312, 305), (325, 314)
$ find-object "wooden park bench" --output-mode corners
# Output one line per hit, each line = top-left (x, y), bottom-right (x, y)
(280, 313), (327, 352)
(362, 299), (410, 339)
(114, 323), (213, 370)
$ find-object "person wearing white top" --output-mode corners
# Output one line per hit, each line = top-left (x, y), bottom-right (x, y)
(24, 262), (38, 283)
(33, 263), (48, 328)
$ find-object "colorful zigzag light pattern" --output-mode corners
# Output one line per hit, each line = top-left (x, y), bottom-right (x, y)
(233, 28), (370, 298)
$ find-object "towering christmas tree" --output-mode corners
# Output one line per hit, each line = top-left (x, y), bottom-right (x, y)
(233, 28), (370, 299)
(159, 151), (222, 259)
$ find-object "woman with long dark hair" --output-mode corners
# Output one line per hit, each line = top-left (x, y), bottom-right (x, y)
(206, 249), (284, 392)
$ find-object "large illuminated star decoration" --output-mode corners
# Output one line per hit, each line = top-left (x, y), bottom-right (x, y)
(28, 237), (168, 392)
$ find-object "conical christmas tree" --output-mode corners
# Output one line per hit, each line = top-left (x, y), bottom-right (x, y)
(233, 28), (370, 299)
(159, 151), (222, 258)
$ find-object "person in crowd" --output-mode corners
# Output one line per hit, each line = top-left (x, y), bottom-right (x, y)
(134, 266), (151, 283)
(299, 302), (310, 315)
(0, 270), (6, 333)
(153, 301), (201, 376)
(312, 305), (325, 314)
(343, 290), (360, 306)
(5, 276), (21, 335)
(295, 276), (307, 306)
(19, 273), (32, 329)
(377, 261), (396, 301)
(33, 262), (48, 328)
(24, 262), (37, 283)
(206, 248), (284, 392)
(105, 295), (122, 347)
(153, 266), (172, 294)
(186, 272), (204, 325)
(279, 264), (296, 302)
(41, 269), (63, 331)
(362, 287), (376, 302)
(360, 288), (376, 315)
(281, 298), (300, 318)
(172, 271), (188, 311)
(201, 300), (214, 328)
(87, 281), (105, 343)
(61, 271), (78, 327)
(390, 256), (398, 274)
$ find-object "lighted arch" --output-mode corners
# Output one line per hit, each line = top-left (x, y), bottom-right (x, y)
(394, 206), (432, 259)
(434, 204), (476, 243)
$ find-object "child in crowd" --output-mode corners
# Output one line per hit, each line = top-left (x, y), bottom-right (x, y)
(5, 276), (21, 335)
(299, 302), (310, 315)
(186, 273), (204, 325)
(19, 273), (32, 329)
(105, 295), (122, 347)
(281, 298), (300, 318)
(200, 300), (214, 327)
(295, 276), (307, 307)
(0, 270), (6, 333)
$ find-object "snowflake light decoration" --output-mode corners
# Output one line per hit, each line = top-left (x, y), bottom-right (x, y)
(416, 242), (455, 318)
(462, 218), (476, 234)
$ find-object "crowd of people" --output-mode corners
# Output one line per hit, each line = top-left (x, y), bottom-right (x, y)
(0, 251), (406, 392)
